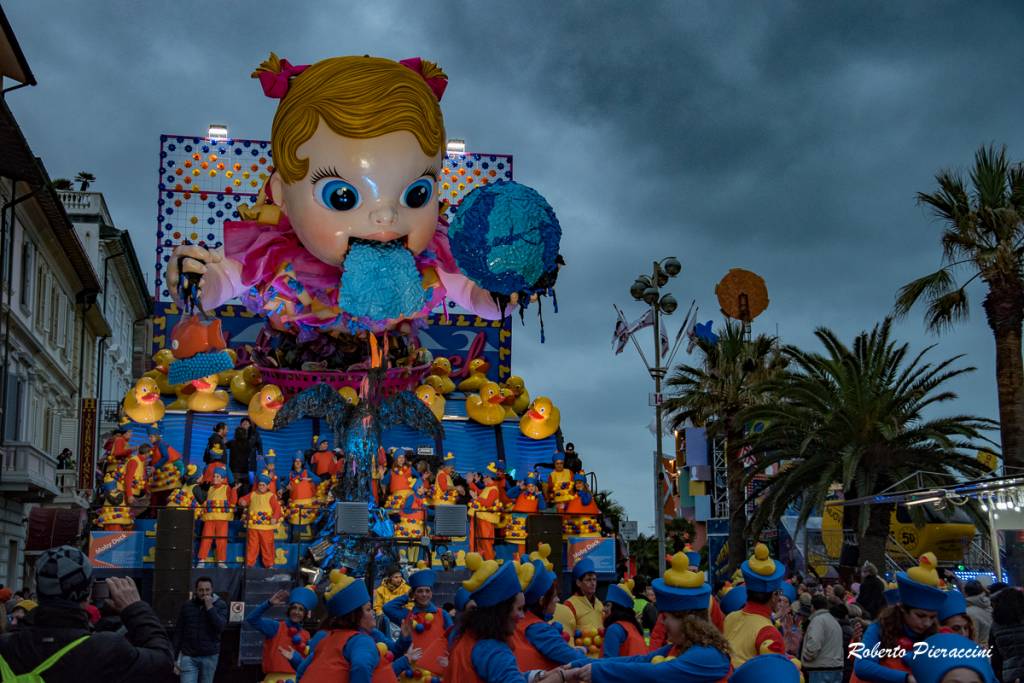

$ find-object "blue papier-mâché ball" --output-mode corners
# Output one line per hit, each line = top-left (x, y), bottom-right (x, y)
(449, 180), (561, 296)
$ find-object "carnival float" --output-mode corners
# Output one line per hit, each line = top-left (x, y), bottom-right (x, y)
(88, 52), (616, 584)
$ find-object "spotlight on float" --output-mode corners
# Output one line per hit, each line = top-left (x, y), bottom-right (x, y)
(208, 123), (229, 142)
(446, 138), (466, 155)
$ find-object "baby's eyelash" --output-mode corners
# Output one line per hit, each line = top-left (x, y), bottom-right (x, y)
(310, 166), (343, 184)
(423, 167), (439, 180)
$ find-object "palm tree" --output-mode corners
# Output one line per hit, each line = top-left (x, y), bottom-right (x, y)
(629, 534), (660, 578)
(50, 178), (73, 190)
(743, 319), (995, 568)
(662, 320), (786, 577)
(895, 145), (1024, 470)
(593, 489), (626, 532)
(74, 172), (96, 191)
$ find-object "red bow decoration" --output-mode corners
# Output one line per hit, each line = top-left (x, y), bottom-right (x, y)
(400, 57), (447, 101)
(258, 58), (309, 99)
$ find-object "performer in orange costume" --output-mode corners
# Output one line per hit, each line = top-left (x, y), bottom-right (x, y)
(432, 453), (458, 505)
(196, 467), (238, 567)
(239, 473), (283, 568)
(469, 471), (502, 560)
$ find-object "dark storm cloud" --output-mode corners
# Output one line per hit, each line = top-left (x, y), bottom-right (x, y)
(6, 1), (1023, 532)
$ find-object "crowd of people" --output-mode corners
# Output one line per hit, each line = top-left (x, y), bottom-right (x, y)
(95, 423), (604, 565)
(0, 543), (1022, 682)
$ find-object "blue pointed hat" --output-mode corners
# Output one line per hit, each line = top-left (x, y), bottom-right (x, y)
(324, 572), (369, 617)
(896, 553), (947, 612)
(884, 581), (900, 606)
(523, 559), (556, 606)
(604, 580), (636, 610)
(572, 557), (597, 580)
(740, 544), (786, 593)
(729, 654), (801, 683)
(908, 633), (995, 683)
(288, 586), (318, 613)
(464, 555), (530, 608)
(652, 552), (711, 612)
(409, 568), (436, 590)
(454, 587), (472, 612)
(779, 581), (797, 603)
(719, 585), (747, 615)
(938, 590), (968, 623)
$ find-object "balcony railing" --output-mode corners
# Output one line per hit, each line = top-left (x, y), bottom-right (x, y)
(0, 443), (60, 499)
(99, 400), (122, 425)
(53, 468), (91, 509)
(56, 190), (104, 214)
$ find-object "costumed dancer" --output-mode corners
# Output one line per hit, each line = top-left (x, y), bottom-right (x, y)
(383, 451), (419, 511)
(512, 557), (587, 671)
(906, 633), (995, 683)
(546, 455), (575, 511)
(95, 474), (132, 530)
(245, 586), (318, 683)
(432, 453), (458, 505)
(167, 464), (204, 518)
(649, 546), (705, 650)
(562, 558), (605, 654)
(240, 472), (284, 568)
(444, 553), (556, 682)
(146, 424), (184, 511)
(563, 475), (601, 538)
(286, 457), (321, 527)
(196, 466), (239, 568)
(506, 473), (545, 557)
(394, 484), (428, 539)
(103, 427), (133, 478)
(937, 591), (976, 641)
(383, 566), (452, 679)
(467, 471), (502, 560)
(722, 544), (789, 668)
(603, 580), (647, 658)
(293, 571), (399, 683)
(121, 442), (150, 509)
(566, 551), (732, 683)
(852, 553), (946, 683)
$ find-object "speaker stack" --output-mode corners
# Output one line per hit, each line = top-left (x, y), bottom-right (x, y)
(152, 508), (195, 625)
(526, 513), (564, 577)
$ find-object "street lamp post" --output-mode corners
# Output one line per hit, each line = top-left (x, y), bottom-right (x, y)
(629, 257), (681, 572)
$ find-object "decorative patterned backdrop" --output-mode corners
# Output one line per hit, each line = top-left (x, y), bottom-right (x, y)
(154, 133), (514, 303)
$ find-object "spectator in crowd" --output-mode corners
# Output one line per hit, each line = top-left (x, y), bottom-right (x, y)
(229, 417), (262, 493)
(802, 593), (844, 683)
(203, 423), (228, 464)
(57, 449), (73, 470)
(990, 586), (1024, 683)
(828, 601), (854, 683)
(855, 561), (886, 619)
(373, 567), (409, 631)
(963, 580), (992, 646)
(7, 600), (35, 629)
(173, 576), (228, 683)
(0, 546), (174, 681)
(640, 584), (658, 632)
(562, 442), (583, 473)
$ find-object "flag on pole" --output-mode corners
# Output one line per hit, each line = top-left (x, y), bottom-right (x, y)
(612, 308), (655, 354)
(685, 312), (701, 353)
(660, 323), (670, 358)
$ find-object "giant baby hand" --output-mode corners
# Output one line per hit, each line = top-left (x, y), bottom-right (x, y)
(166, 244), (244, 310)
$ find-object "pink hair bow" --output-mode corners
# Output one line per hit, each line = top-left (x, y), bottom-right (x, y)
(400, 57), (447, 101)
(258, 58), (309, 99)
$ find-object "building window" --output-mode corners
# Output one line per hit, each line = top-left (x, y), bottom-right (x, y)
(18, 242), (32, 309)
(49, 285), (59, 345)
(3, 374), (24, 442)
(34, 266), (46, 331)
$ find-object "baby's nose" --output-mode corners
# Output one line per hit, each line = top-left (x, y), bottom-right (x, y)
(370, 205), (397, 225)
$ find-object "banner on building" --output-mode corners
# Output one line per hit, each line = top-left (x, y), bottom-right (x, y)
(78, 398), (97, 489)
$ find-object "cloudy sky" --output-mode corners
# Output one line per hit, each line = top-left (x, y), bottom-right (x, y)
(8, 1), (1024, 533)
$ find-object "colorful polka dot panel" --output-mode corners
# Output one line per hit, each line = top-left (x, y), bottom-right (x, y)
(154, 134), (512, 302)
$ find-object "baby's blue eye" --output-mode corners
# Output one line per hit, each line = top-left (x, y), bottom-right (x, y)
(314, 178), (360, 211)
(402, 178), (434, 209)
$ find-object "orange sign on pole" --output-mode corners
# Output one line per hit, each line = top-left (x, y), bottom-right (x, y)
(78, 398), (97, 490)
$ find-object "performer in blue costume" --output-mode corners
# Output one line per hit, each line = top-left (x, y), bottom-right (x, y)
(245, 586), (318, 683)
(730, 654), (801, 683)
(382, 567), (452, 678)
(852, 553), (946, 683)
(511, 558), (587, 670)
(567, 552), (731, 683)
(906, 633), (995, 683)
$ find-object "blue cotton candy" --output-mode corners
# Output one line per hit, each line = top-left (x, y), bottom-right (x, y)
(449, 181), (561, 296)
(338, 240), (428, 324)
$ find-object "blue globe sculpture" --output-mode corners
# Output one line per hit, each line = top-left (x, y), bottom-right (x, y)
(449, 181), (562, 296)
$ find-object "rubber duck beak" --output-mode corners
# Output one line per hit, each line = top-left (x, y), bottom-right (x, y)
(528, 409), (544, 420)
(487, 393), (504, 404)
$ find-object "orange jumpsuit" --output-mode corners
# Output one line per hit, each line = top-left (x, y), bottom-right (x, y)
(197, 482), (237, 563)
(240, 489), (283, 567)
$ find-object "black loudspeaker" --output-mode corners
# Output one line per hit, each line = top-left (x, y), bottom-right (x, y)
(434, 505), (468, 537)
(839, 543), (859, 568)
(526, 514), (564, 577)
(153, 508), (195, 625)
(335, 502), (369, 535)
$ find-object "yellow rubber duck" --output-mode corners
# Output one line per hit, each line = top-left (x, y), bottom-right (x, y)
(664, 552), (705, 588)
(217, 349), (239, 386)
(466, 381), (506, 426)
(338, 386), (360, 407)
(499, 387), (518, 419)
(143, 349), (179, 395)
(186, 374), (229, 412)
(230, 365), (263, 405)
(906, 552), (940, 586)
(457, 358), (491, 393)
(427, 357), (456, 395)
(248, 384), (284, 430)
(462, 552), (500, 592)
(123, 377), (165, 424)
(414, 384), (445, 421)
(520, 396), (561, 439)
(747, 543), (777, 576)
(504, 375), (531, 415)
(530, 543), (554, 572)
